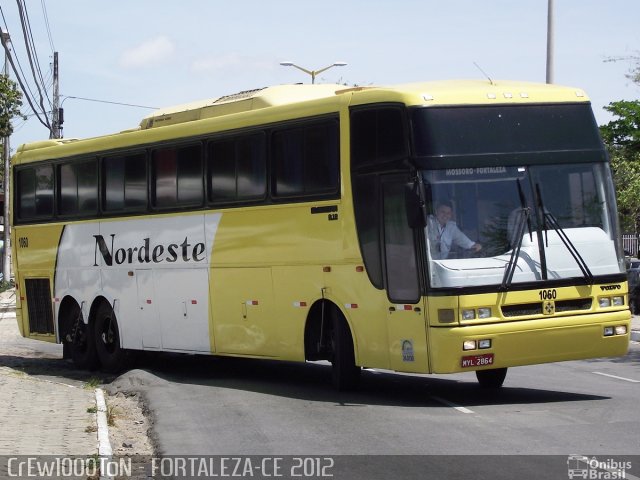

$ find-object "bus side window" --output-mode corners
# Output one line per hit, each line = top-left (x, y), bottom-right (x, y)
(58, 159), (98, 216)
(272, 120), (339, 199)
(103, 153), (147, 212)
(16, 165), (54, 220)
(207, 133), (266, 204)
(152, 144), (203, 208)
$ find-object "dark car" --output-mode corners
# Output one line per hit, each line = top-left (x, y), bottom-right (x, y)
(627, 259), (640, 314)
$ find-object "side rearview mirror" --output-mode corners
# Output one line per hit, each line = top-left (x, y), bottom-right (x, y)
(405, 182), (426, 229)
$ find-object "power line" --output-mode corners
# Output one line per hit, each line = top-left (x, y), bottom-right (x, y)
(16, 0), (52, 110)
(0, 3), (53, 134)
(0, 31), (52, 131)
(40, 0), (54, 53)
(61, 95), (158, 110)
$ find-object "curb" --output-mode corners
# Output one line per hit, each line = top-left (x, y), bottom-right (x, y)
(95, 388), (113, 480)
(631, 330), (640, 343)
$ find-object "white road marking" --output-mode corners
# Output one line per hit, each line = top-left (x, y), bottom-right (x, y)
(592, 372), (640, 383)
(431, 395), (474, 414)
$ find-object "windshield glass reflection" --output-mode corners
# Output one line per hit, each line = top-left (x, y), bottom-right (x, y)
(421, 163), (623, 289)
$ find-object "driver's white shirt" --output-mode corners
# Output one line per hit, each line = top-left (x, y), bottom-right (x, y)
(426, 215), (475, 259)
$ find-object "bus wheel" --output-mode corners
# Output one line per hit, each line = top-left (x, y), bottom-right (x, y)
(65, 302), (99, 370)
(331, 315), (361, 391)
(94, 302), (129, 373)
(475, 368), (507, 388)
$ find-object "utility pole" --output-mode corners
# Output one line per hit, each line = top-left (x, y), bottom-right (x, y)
(546, 0), (554, 84)
(1, 29), (11, 282)
(50, 52), (61, 139)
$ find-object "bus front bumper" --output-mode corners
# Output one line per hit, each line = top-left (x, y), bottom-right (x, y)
(428, 310), (631, 374)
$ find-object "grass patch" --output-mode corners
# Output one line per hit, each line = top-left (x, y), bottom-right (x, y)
(83, 377), (101, 389)
(106, 404), (121, 427)
(0, 280), (13, 293)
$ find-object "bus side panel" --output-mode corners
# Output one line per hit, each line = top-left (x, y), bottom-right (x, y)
(13, 224), (64, 341)
(325, 264), (392, 370)
(271, 265), (325, 362)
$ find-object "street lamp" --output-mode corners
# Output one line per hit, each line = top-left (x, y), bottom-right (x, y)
(280, 61), (347, 84)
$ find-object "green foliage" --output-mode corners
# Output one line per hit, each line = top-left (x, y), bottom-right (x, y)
(601, 100), (640, 234)
(0, 74), (25, 138)
(601, 100), (640, 153)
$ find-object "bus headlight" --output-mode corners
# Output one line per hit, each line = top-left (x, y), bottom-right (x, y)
(463, 340), (477, 351)
(612, 296), (624, 306)
(604, 326), (614, 336)
(615, 325), (628, 335)
(462, 309), (476, 320)
(478, 308), (491, 319)
(478, 339), (492, 349)
(599, 297), (611, 308)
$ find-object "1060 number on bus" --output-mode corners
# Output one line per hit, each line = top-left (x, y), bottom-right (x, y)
(539, 289), (557, 300)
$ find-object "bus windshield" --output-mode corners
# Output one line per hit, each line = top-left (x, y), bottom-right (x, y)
(411, 104), (624, 290)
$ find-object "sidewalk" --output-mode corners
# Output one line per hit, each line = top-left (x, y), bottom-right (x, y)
(0, 287), (104, 457)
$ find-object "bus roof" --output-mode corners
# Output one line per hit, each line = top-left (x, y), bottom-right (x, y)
(14, 80), (590, 158)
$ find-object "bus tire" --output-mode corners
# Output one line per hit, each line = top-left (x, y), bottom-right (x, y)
(331, 314), (361, 391)
(94, 302), (129, 373)
(475, 367), (507, 388)
(65, 302), (99, 371)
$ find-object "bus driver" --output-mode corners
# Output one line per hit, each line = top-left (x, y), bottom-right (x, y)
(427, 201), (482, 260)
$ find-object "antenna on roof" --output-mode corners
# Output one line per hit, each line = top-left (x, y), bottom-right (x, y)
(473, 62), (495, 86)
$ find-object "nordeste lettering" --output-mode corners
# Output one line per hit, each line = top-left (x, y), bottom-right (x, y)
(93, 234), (206, 266)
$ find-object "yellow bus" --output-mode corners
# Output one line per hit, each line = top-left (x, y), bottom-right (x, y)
(10, 80), (630, 389)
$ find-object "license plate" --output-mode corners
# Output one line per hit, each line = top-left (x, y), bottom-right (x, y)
(461, 353), (494, 368)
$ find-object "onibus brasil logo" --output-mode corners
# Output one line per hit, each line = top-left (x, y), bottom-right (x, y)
(567, 455), (632, 479)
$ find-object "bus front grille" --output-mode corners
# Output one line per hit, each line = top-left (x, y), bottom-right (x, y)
(555, 298), (592, 312)
(501, 298), (593, 317)
(501, 303), (543, 317)
(24, 278), (55, 334)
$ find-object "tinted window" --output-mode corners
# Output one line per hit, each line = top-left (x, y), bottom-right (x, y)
(272, 121), (339, 198)
(351, 107), (407, 169)
(208, 133), (266, 203)
(152, 144), (203, 208)
(58, 160), (98, 216)
(103, 153), (147, 211)
(412, 104), (603, 157)
(383, 179), (420, 302)
(16, 165), (53, 219)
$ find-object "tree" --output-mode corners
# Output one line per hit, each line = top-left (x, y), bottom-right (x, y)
(0, 74), (24, 138)
(600, 100), (640, 235)
(1, 74), (25, 284)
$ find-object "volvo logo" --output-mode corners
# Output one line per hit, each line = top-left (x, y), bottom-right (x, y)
(599, 285), (621, 291)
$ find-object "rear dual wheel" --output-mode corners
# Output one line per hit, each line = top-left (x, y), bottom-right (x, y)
(66, 302), (99, 371)
(94, 302), (130, 373)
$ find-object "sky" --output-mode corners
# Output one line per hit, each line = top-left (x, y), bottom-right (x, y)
(2, 0), (639, 151)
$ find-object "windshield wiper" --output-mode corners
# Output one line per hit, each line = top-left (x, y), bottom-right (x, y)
(535, 183), (594, 284)
(543, 210), (594, 284)
(500, 180), (534, 291)
(500, 207), (530, 291)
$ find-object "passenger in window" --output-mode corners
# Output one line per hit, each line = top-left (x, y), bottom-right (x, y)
(426, 201), (482, 259)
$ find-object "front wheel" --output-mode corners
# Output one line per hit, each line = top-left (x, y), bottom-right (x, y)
(475, 368), (507, 388)
(94, 302), (130, 373)
(331, 315), (361, 391)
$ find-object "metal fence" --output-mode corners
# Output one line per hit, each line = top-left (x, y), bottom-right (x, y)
(622, 234), (639, 257)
